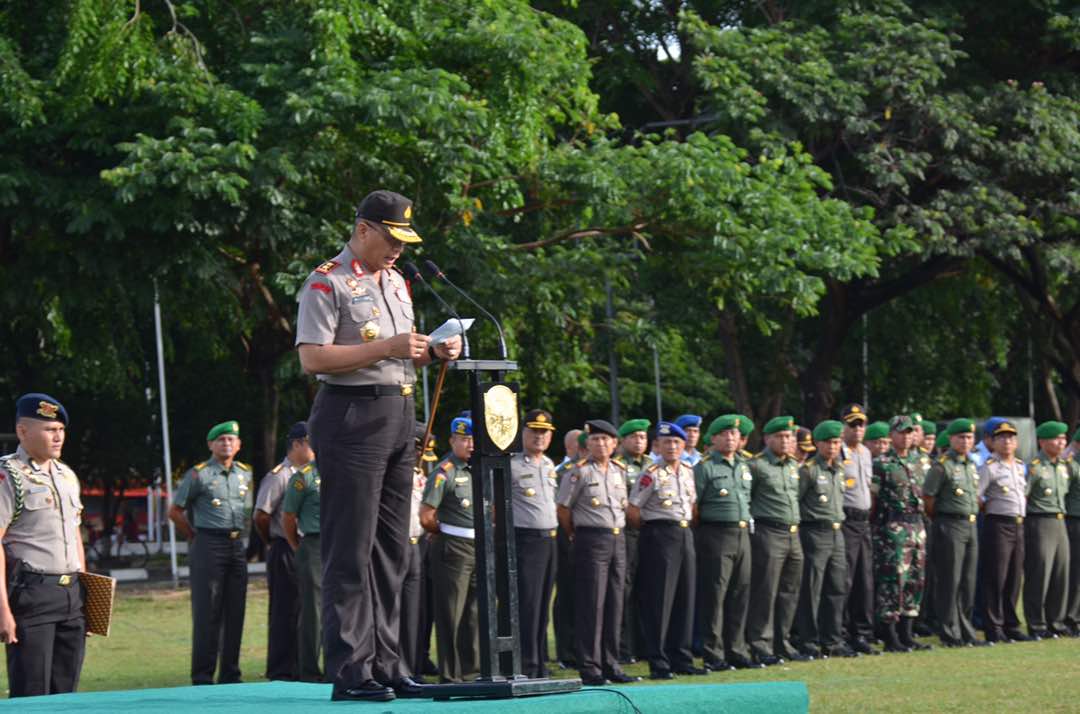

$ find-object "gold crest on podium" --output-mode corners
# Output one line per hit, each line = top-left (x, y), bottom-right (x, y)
(483, 385), (518, 452)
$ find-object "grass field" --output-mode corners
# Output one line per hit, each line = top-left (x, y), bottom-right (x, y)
(4, 581), (1079, 712)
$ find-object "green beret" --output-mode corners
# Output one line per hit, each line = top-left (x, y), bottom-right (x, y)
(936, 431), (949, 449)
(618, 418), (651, 438)
(207, 420), (240, 441)
(1036, 420), (1068, 440)
(812, 420), (844, 442)
(705, 415), (741, 440)
(945, 418), (975, 437)
(921, 421), (937, 436)
(733, 414), (754, 436)
(910, 412), (923, 424)
(763, 416), (796, 435)
(577, 430), (588, 447)
(865, 421), (889, 440)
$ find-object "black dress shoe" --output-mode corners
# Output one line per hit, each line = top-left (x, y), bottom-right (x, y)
(618, 656), (638, 665)
(581, 674), (608, 686)
(704, 659), (735, 672)
(825, 644), (859, 658)
(421, 658), (440, 676)
(967, 639), (992, 647)
(798, 647), (823, 660)
(558, 660), (577, 670)
(1005, 630), (1032, 642)
(939, 637), (965, 648)
(850, 638), (880, 656)
(675, 665), (709, 675)
(648, 669), (675, 680)
(786, 651), (813, 662)
(1030, 629), (1055, 640)
(756, 655), (784, 667)
(606, 672), (642, 684)
(728, 655), (764, 669)
(390, 676), (427, 698)
(331, 681), (396, 702)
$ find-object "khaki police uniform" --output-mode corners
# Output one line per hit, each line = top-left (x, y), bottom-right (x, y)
(1024, 451), (1071, 636)
(746, 450), (804, 662)
(282, 463), (323, 681)
(794, 455), (847, 655)
(977, 456), (1026, 640)
(255, 457), (299, 680)
(510, 451), (559, 678)
(0, 447), (85, 697)
(923, 449), (980, 644)
(556, 457), (629, 682)
(694, 452), (753, 667)
(296, 245), (418, 690)
(423, 454), (478, 683)
(840, 442), (875, 645)
(631, 460), (697, 675)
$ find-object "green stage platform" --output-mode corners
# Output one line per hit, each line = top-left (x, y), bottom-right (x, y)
(1, 681), (808, 713)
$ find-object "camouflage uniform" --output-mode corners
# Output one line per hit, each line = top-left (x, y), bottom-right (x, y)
(872, 449), (927, 624)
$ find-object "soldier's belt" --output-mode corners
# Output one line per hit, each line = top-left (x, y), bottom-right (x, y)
(842, 507), (871, 521)
(644, 519), (691, 528)
(197, 528), (243, 539)
(986, 514), (1024, 525)
(756, 519), (799, 533)
(936, 513), (977, 523)
(576, 526), (623, 535)
(886, 513), (924, 523)
(19, 571), (81, 587)
(803, 520), (843, 530)
(325, 383), (415, 397)
(515, 527), (559, 538)
(302, 532), (321, 538)
(700, 520), (749, 529)
(1028, 512), (1065, 520)
(439, 523), (475, 539)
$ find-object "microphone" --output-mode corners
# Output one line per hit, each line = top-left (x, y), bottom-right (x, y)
(402, 262), (470, 360)
(424, 260), (507, 359)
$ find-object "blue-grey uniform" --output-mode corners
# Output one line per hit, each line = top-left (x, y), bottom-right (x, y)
(510, 418), (559, 679)
(283, 462), (322, 681)
(174, 455), (253, 684)
(256, 457), (299, 681)
(977, 438), (1027, 641)
(1, 405), (86, 700)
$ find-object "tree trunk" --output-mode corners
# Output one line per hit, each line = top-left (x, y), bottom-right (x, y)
(716, 311), (754, 422)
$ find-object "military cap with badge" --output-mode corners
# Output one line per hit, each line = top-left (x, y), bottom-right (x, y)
(524, 409), (556, 432)
(15, 392), (69, 425)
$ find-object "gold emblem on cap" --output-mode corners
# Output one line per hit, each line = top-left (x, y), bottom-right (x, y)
(852, 406), (861, 413)
(537, 414), (548, 423)
(37, 401), (59, 419)
(404, 205), (412, 220)
(734, 417), (740, 427)
(361, 321), (380, 342)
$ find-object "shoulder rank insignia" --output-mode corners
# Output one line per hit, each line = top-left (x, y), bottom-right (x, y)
(576, 458), (589, 467)
(236, 461), (252, 472)
(1032, 458), (1040, 465)
(271, 463), (284, 474)
(315, 260), (340, 275)
(441, 460), (453, 472)
(194, 461), (208, 471)
(301, 464), (314, 474)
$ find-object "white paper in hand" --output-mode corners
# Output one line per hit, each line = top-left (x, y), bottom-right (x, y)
(428, 318), (474, 345)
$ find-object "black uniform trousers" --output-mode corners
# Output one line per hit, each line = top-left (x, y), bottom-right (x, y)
(795, 523), (847, 651)
(190, 530), (248, 684)
(418, 535), (436, 671)
(747, 521), (804, 660)
(553, 526), (576, 665)
(309, 387), (414, 691)
(265, 536), (299, 680)
(932, 516), (979, 643)
(981, 515), (1024, 636)
(515, 528), (557, 678)
(399, 538), (423, 678)
(6, 573), (85, 697)
(696, 522), (751, 664)
(638, 521), (695, 674)
(619, 526), (643, 661)
(841, 508), (874, 642)
(1067, 517), (1080, 630)
(1023, 515), (1070, 633)
(573, 527), (626, 680)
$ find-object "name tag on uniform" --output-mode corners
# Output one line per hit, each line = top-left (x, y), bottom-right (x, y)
(351, 295), (373, 304)
(454, 476), (469, 484)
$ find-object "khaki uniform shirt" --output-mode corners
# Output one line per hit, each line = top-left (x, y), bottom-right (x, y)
(295, 245), (416, 386)
(799, 454), (846, 523)
(510, 452), (558, 530)
(923, 449), (979, 516)
(1026, 451), (1070, 514)
(422, 454), (474, 529)
(749, 449), (801, 524)
(0, 446), (84, 573)
(282, 463), (321, 535)
(555, 458), (628, 530)
(255, 457), (295, 540)
(630, 460), (695, 523)
(173, 458), (253, 530)
(978, 457), (1026, 517)
(840, 443), (872, 510)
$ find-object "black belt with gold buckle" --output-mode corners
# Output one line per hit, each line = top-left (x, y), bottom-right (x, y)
(325, 383), (415, 397)
(198, 528), (243, 539)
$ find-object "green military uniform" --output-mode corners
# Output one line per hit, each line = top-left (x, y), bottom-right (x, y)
(614, 417), (651, 663)
(282, 462), (322, 681)
(694, 415), (755, 669)
(873, 441), (928, 651)
(1024, 422), (1072, 638)
(793, 422), (849, 657)
(1065, 443), (1080, 635)
(173, 423), (254, 684)
(746, 417), (804, 664)
(922, 420), (980, 646)
(423, 451), (478, 683)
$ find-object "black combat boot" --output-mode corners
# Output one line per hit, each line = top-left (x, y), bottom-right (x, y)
(899, 617), (932, 651)
(882, 621), (911, 653)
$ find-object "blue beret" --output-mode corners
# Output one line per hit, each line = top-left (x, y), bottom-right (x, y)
(674, 414), (702, 429)
(286, 421), (308, 441)
(656, 421), (688, 440)
(451, 417), (473, 436)
(16, 392), (68, 425)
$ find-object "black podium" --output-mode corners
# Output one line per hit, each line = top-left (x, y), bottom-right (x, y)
(421, 359), (582, 700)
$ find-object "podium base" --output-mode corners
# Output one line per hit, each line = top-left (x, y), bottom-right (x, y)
(420, 677), (582, 701)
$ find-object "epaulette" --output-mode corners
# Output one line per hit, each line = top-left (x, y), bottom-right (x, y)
(441, 460), (454, 472)
(236, 461), (252, 472)
(271, 463), (284, 474)
(301, 463), (314, 474)
(611, 459), (627, 470)
(739, 449), (753, 458)
(938, 455), (947, 464)
(1031, 458), (1041, 465)
(576, 458), (588, 467)
(194, 461), (208, 471)
(645, 462), (660, 473)
(0, 455), (26, 525)
(314, 260), (339, 275)
(920, 447), (930, 454)
(612, 455), (625, 466)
